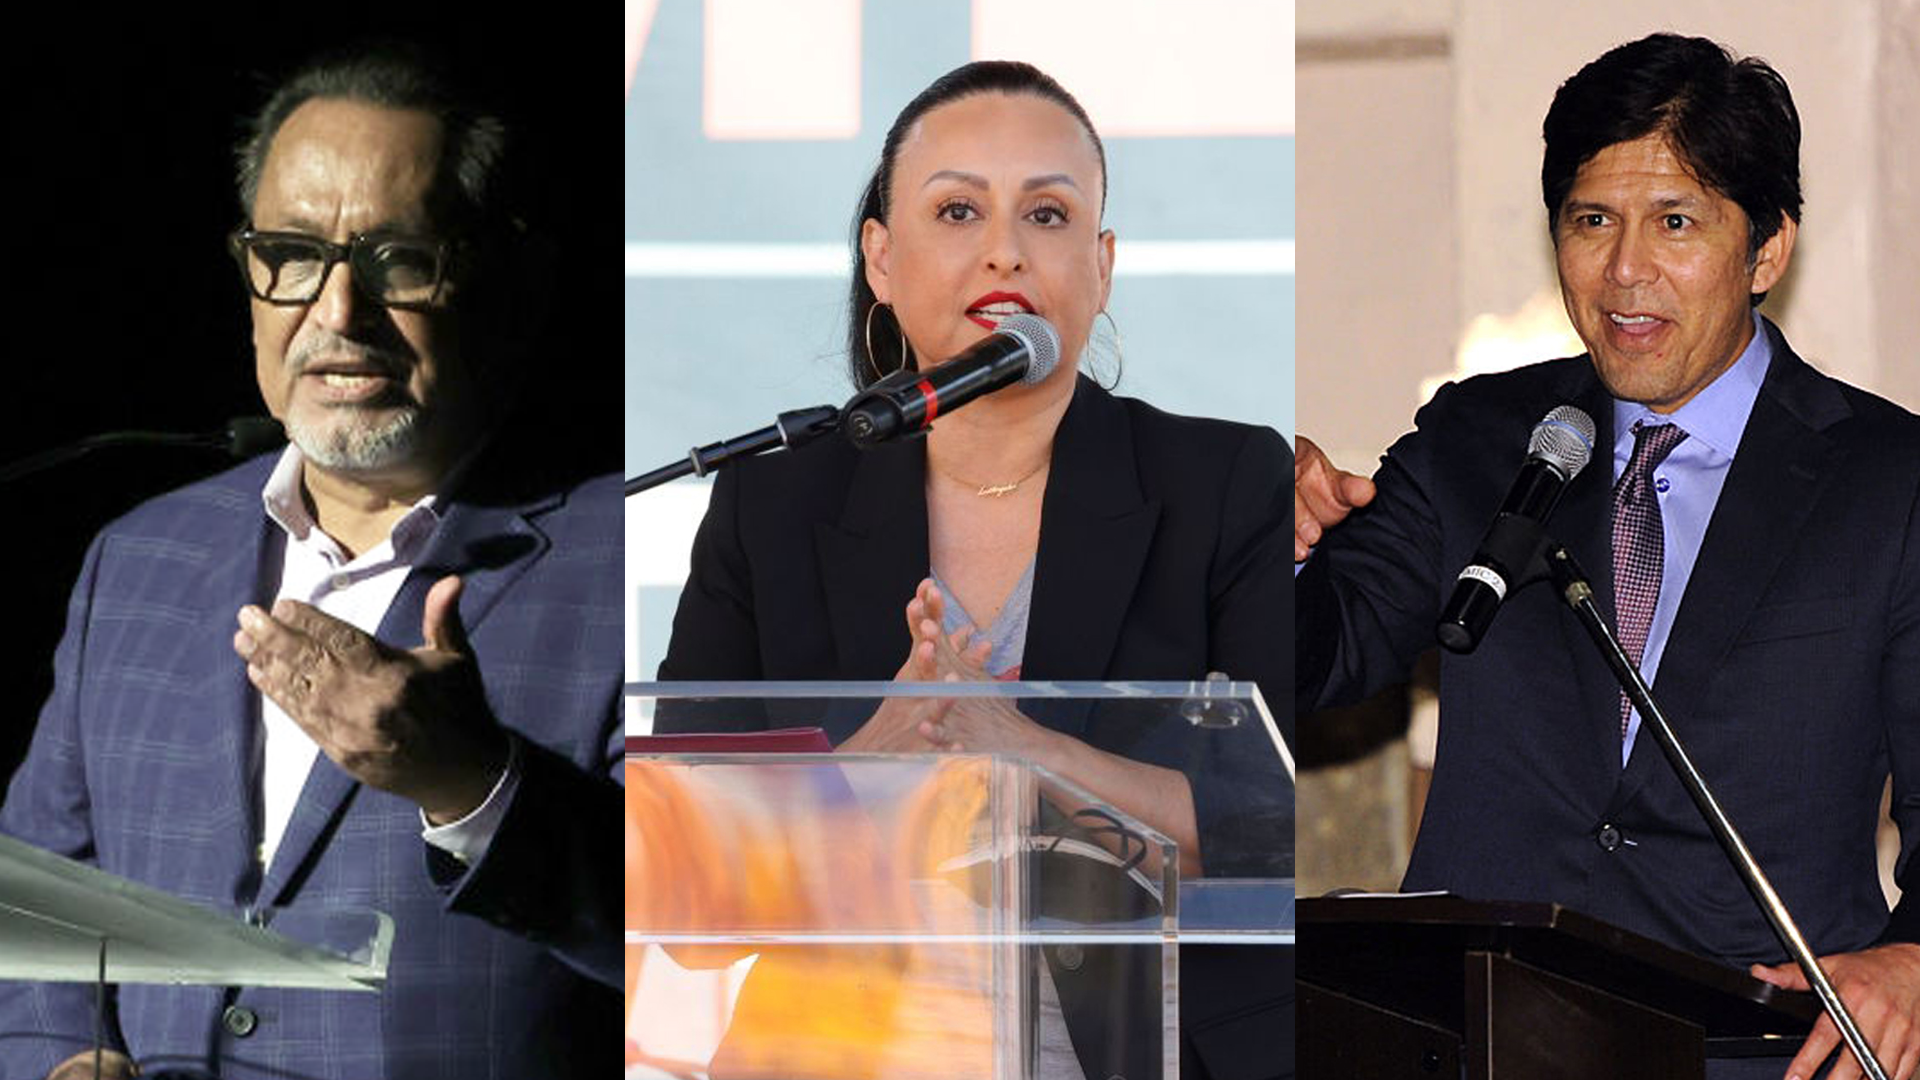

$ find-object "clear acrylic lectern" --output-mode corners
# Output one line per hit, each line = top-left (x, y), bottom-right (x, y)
(624, 680), (1294, 1080)
(0, 831), (389, 991)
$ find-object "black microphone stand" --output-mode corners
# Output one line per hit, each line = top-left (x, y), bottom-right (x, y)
(0, 419), (285, 485)
(623, 404), (841, 496)
(1531, 540), (1889, 1080)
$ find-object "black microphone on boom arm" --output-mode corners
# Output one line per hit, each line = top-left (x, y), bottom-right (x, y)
(842, 313), (1060, 448)
(625, 314), (1062, 495)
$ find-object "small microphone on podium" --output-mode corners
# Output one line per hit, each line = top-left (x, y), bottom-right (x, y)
(1436, 405), (1596, 653)
(843, 313), (1060, 447)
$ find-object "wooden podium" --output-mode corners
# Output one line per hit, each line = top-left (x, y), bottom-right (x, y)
(1297, 896), (1819, 1079)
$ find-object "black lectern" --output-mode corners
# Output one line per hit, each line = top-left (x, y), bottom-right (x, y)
(1297, 895), (1820, 1079)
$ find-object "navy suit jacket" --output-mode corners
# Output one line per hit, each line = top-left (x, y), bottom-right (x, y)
(0, 447), (623, 1079)
(1298, 319), (1920, 966)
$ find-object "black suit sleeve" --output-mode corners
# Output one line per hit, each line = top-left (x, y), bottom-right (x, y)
(659, 466), (758, 682)
(438, 736), (622, 987)
(1880, 478), (1920, 945)
(1207, 426), (1295, 745)
(653, 468), (774, 733)
(1164, 425), (1296, 877)
(1294, 383), (1459, 715)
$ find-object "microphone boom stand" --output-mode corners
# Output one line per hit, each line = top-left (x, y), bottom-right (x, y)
(624, 404), (841, 497)
(1531, 540), (1889, 1080)
(0, 419), (285, 485)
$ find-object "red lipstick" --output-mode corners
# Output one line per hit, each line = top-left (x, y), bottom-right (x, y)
(964, 291), (1036, 330)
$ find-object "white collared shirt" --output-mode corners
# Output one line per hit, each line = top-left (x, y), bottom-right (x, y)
(257, 446), (516, 869)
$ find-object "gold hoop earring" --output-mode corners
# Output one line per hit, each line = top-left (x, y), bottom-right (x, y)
(1088, 309), (1124, 388)
(863, 302), (914, 382)
(863, 302), (886, 383)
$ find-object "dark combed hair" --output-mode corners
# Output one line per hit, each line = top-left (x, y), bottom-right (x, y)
(236, 41), (518, 240)
(845, 60), (1107, 388)
(1542, 33), (1800, 302)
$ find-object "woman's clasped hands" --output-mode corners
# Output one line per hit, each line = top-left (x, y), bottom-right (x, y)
(836, 578), (1056, 761)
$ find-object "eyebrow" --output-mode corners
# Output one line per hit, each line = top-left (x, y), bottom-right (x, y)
(1562, 193), (1708, 216)
(254, 215), (435, 240)
(920, 170), (1082, 193)
(259, 213), (329, 233)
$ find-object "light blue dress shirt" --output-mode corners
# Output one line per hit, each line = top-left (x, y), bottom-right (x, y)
(1612, 309), (1772, 764)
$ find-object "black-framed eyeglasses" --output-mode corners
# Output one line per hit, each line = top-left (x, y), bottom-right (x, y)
(228, 228), (457, 309)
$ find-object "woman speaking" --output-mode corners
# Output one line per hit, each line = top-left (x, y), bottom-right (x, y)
(655, 60), (1292, 1080)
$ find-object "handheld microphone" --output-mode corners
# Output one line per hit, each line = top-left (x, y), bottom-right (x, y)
(1436, 405), (1596, 653)
(843, 313), (1060, 447)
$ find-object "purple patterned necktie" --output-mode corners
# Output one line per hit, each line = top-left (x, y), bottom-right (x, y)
(1612, 421), (1688, 741)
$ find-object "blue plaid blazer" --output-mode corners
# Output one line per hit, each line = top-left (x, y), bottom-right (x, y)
(0, 451), (622, 1079)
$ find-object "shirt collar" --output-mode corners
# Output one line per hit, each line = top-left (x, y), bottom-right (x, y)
(1612, 308), (1771, 459)
(261, 444), (443, 554)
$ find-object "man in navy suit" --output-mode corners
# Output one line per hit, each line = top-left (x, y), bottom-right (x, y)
(1295, 35), (1919, 1080)
(0, 45), (619, 1079)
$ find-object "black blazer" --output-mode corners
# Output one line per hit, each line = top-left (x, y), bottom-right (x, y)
(1299, 318), (1920, 965)
(661, 376), (1291, 726)
(660, 375), (1296, 1079)
(659, 375), (1294, 850)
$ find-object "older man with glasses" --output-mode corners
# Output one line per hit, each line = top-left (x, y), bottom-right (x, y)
(0, 42), (619, 1080)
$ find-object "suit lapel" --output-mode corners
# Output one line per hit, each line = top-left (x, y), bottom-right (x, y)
(259, 483), (556, 906)
(1024, 381), (1160, 738)
(257, 753), (360, 906)
(815, 440), (930, 679)
(1612, 328), (1847, 802)
(207, 509), (279, 908)
(385, 487), (557, 646)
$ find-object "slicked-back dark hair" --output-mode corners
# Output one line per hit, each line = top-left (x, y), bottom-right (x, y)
(236, 40), (517, 241)
(846, 61), (1107, 388)
(1542, 33), (1800, 304)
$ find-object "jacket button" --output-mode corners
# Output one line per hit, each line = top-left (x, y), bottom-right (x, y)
(1054, 944), (1085, 971)
(222, 1004), (258, 1037)
(1596, 823), (1623, 852)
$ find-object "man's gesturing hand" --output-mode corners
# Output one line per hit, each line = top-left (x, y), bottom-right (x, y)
(1295, 433), (1376, 562)
(234, 575), (509, 824)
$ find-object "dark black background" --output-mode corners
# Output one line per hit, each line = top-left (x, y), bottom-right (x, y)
(2, 11), (615, 788)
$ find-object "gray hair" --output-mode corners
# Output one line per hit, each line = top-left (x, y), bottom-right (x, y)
(235, 43), (515, 236)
